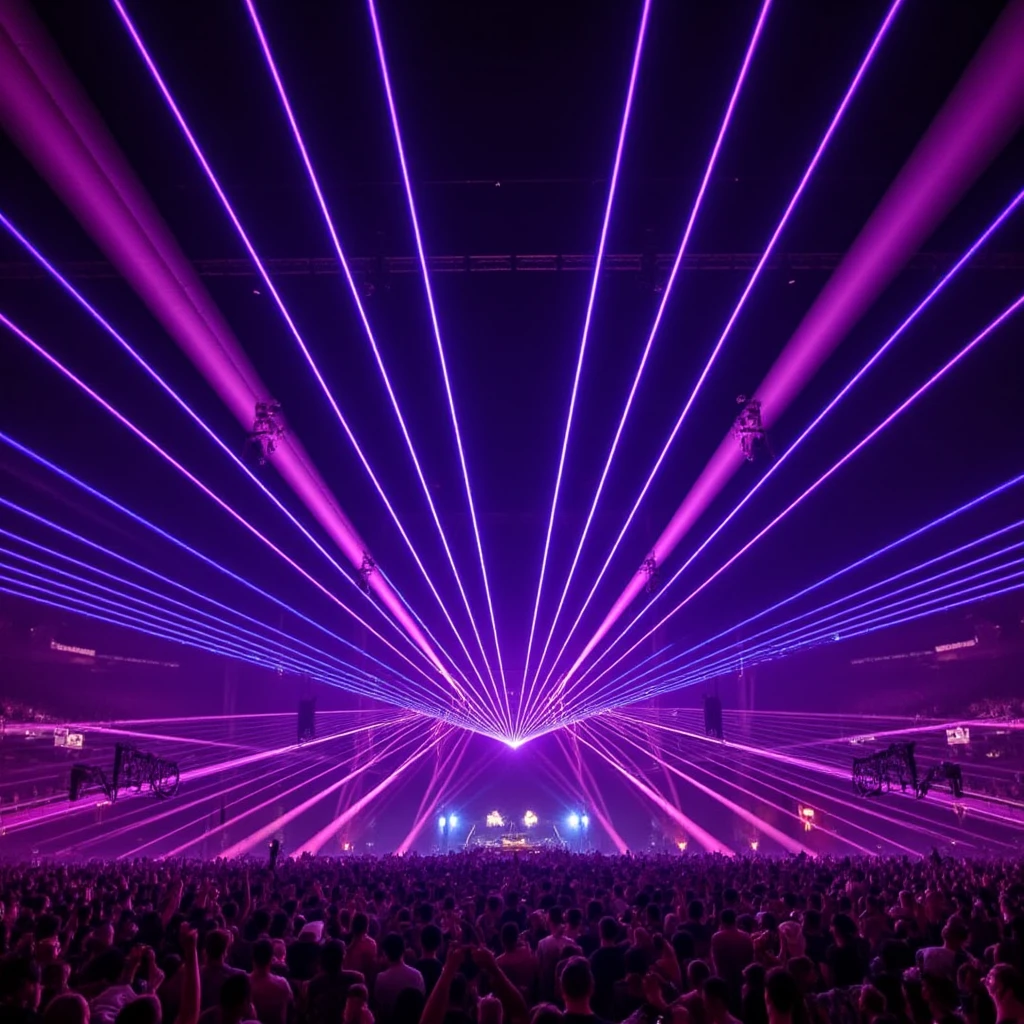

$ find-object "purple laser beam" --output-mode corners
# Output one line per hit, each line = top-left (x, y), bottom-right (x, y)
(241, 0), (502, 723)
(545, 0), (907, 692)
(527, 0), (773, 708)
(517, 0), (652, 704)
(366, 0), (514, 731)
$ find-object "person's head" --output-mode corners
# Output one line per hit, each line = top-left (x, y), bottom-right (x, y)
(688, 959), (712, 992)
(689, 900), (705, 923)
(788, 956), (817, 992)
(343, 983), (368, 1022)
(858, 985), (886, 1020)
(0, 956), (40, 1010)
(703, 977), (730, 1018)
(43, 993), (90, 1024)
(986, 965), (1024, 1009)
(530, 1004), (564, 1024)
(765, 968), (800, 1021)
(941, 916), (968, 951)
(478, 994), (503, 1024)
(559, 957), (594, 1009)
(672, 928), (695, 964)
(598, 916), (618, 945)
(252, 938), (274, 972)
(421, 923), (442, 956)
(548, 906), (564, 931)
(625, 948), (648, 979)
(566, 908), (583, 932)
(922, 972), (959, 1018)
(382, 933), (405, 964)
(803, 909), (821, 934)
(320, 939), (345, 975)
(114, 995), (161, 1024)
(720, 908), (737, 929)
(831, 914), (857, 946)
(351, 912), (369, 937)
(42, 961), (71, 994)
(219, 973), (254, 1024)
(393, 987), (425, 1024)
(205, 929), (231, 964)
(501, 921), (521, 953)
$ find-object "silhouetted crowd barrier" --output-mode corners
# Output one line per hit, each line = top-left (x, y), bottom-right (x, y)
(3, 852), (1024, 1024)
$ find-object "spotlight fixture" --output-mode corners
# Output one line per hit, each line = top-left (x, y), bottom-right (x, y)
(245, 399), (285, 466)
(447, 813), (458, 828)
(853, 741), (920, 798)
(438, 815), (447, 829)
(567, 812), (580, 830)
(486, 811), (504, 828)
(732, 394), (768, 462)
(749, 839), (760, 852)
(581, 813), (589, 829)
(357, 551), (377, 595)
(677, 839), (688, 852)
(639, 554), (660, 595)
(523, 809), (538, 828)
(798, 805), (815, 832)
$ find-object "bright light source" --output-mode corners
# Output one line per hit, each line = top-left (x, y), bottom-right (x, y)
(486, 811), (504, 828)
(798, 805), (815, 832)
(448, 813), (458, 828)
(750, 839), (759, 852)
(523, 810), (538, 828)
(438, 815), (447, 829)
(567, 812), (580, 830)
(581, 814), (589, 829)
(677, 840), (688, 852)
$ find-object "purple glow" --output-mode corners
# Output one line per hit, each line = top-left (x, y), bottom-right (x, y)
(240, 0), (501, 719)
(104, 0), (468, 695)
(0, 212), (495, 718)
(0, 311), (469, 704)
(625, 472), (1024, 693)
(527, 0), (773, 707)
(546, 0), (907, 689)
(631, 559), (1024, 703)
(559, 187), (1024, 706)
(0, 549), (452, 717)
(569, 290), (1024, 704)
(295, 734), (437, 856)
(561, 0), (1024, 685)
(0, 481), (434, 703)
(604, 721), (812, 854)
(574, 728), (734, 854)
(366, 0), (512, 730)
(518, 0), (652, 701)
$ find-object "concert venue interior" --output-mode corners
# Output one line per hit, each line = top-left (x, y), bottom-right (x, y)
(1, 0), (1024, 876)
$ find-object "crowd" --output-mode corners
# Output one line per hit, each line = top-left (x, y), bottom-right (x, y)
(2, 852), (1024, 1024)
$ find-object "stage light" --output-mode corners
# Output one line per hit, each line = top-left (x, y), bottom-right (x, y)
(448, 813), (458, 828)
(581, 814), (589, 829)
(438, 815), (447, 829)
(798, 805), (815, 831)
(486, 811), (504, 828)
(567, 812), (580, 830)
(678, 840), (688, 852)
(523, 810), (538, 828)
(750, 839), (759, 852)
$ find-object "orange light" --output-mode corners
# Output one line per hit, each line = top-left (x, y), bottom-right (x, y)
(677, 840), (688, 852)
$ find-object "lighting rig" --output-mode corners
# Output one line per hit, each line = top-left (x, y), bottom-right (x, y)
(246, 399), (285, 465)
(732, 394), (769, 462)
(853, 742), (920, 797)
(69, 742), (180, 803)
(358, 551), (377, 595)
(853, 742), (965, 801)
(640, 555), (660, 595)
